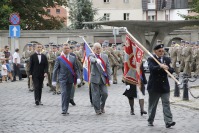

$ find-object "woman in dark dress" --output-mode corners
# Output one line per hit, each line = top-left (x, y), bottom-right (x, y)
(123, 63), (147, 115)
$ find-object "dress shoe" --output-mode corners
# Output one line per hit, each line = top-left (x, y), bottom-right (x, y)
(96, 111), (102, 115)
(35, 101), (39, 106)
(113, 81), (117, 84)
(52, 91), (56, 95)
(101, 108), (105, 113)
(61, 112), (69, 115)
(148, 122), (154, 126)
(77, 84), (81, 88)
(57, 91), (61, 95)
(82, 82), (85, 85)
(130, 110), (135, 115)
(141, 111), (147, 116)
(166, 122), (176, 128)
(70, 99), (76, 106)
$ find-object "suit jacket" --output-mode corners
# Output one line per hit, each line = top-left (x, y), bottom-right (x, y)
(147, 55), (174, 93)
(29, 53), (48, 78)
(52, 54), (79, 83)
(89, 53), (112, 84)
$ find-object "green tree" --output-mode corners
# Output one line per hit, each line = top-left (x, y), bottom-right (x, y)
(68, 0), (100, 29)
(0, 0), (13, 30)
(180, 0), (199, 20)
(0, 0), (67, 30)
(11, 0), (67, 30)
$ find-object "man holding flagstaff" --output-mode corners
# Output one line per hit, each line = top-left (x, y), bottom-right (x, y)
(147, 44), (176, 128)
(89, 43), (112, 115)
(52, 43), (80, 115)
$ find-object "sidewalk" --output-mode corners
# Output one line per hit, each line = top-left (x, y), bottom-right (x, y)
(170, 87), (199, 110)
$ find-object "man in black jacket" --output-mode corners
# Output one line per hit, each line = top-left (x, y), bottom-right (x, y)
(29, 43), (48, 106)
(147, 44), (176, 128)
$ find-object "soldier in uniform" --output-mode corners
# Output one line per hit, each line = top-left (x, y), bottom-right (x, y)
(22, 43), (35, 91)
(47, 45), (61, 94)
(74, 43), (84, 88)
(190, 42), (196, 72)
(169, 41), (179, 76)
(111, 44), (122, 84)
(183, 41), (192, 77)
(178, 40), (185, 73)
(193, 41), (199, 77)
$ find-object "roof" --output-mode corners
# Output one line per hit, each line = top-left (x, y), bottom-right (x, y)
(84, 20), (199, 32)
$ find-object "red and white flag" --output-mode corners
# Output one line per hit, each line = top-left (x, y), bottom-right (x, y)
(123, 34), (144, 85)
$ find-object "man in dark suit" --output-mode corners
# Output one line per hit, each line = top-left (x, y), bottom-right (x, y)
(52, 44), (80, 115)
(147, 44), (176, 128)
(29, 43), (48, 106)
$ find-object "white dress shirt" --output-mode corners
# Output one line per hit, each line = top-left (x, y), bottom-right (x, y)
(36, 52), (41, 64)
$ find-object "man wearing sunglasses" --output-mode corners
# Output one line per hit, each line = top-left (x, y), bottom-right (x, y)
(147, 44), (175, 128)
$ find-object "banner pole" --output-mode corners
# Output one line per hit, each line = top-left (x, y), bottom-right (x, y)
(123, 27), (180, 85)
(80, 36), (105, 72)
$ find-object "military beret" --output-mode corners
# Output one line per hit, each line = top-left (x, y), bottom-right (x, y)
(172, 41), (176, 44)
(44, 44), (49, 47)
(153, 44), (164, 50)
(27, 43), (33, 46)
(102, 42), (107, 47)
(89, 43), (93, 47)
(185, 41), (189, 44)
(70, 45), (75, 49)
(157, 40), (162, 43)
(191, 42), (195, 45)
(181, 40), (185, 43)
(76, 43), (80, 47)
(52, 44), (57, 48)
(112, 44), (116, 47)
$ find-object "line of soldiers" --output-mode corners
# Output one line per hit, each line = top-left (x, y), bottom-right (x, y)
(169, 40), (199, 78)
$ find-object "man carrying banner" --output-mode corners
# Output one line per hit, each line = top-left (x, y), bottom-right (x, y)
(52, 44), (80, 115)
(147, 43), (176, 128)
(89, 43), (112, 115)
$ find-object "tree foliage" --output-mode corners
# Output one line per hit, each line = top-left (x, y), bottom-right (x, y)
(180, 0), (199, 20)
(0, 0), (67, 30)
(0, 0), (13, 30)
(68, 0), (100, 29)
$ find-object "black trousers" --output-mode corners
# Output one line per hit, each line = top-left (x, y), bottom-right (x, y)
(13, 63), (22, 80)
(33, 76), (44, 102)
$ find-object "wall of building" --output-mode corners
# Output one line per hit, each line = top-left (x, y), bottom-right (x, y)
(0, 29), (199, 54)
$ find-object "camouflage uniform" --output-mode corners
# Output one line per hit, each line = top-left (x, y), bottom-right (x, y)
(22, 44), (35, 91)
(47, 50), (60, 93)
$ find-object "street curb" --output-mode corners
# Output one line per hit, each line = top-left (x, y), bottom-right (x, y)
(171, 103), (199, 110)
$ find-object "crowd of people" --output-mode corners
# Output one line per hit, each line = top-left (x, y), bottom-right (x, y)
(2, 39), (199, 128)
(0, 46), (23, 83)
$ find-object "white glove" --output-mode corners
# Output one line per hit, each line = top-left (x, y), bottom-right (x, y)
(126, 85), (130, 90)
(77, 79), (81, 84)
(96, 59), (101, 64)
(109, 80), (113, 84)
(52, 82), (57, 87)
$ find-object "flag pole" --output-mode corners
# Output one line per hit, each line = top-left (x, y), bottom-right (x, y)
(123, 27), (180, 85)
(80, 36), (105, 72)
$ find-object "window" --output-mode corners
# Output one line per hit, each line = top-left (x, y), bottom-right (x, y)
(123, 0), (129, 3)
(124, 13), (130, 20)
(148, 0), (155, 3)
(47, 9), (50, 14)
(104, 13), (110, 21)
(56, 9), (60, 14)
(148, 15), (156, 21)
(104, 0), (110, 3)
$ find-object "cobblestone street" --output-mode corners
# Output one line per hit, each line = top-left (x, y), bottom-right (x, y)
(0, 71), (199, 133)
